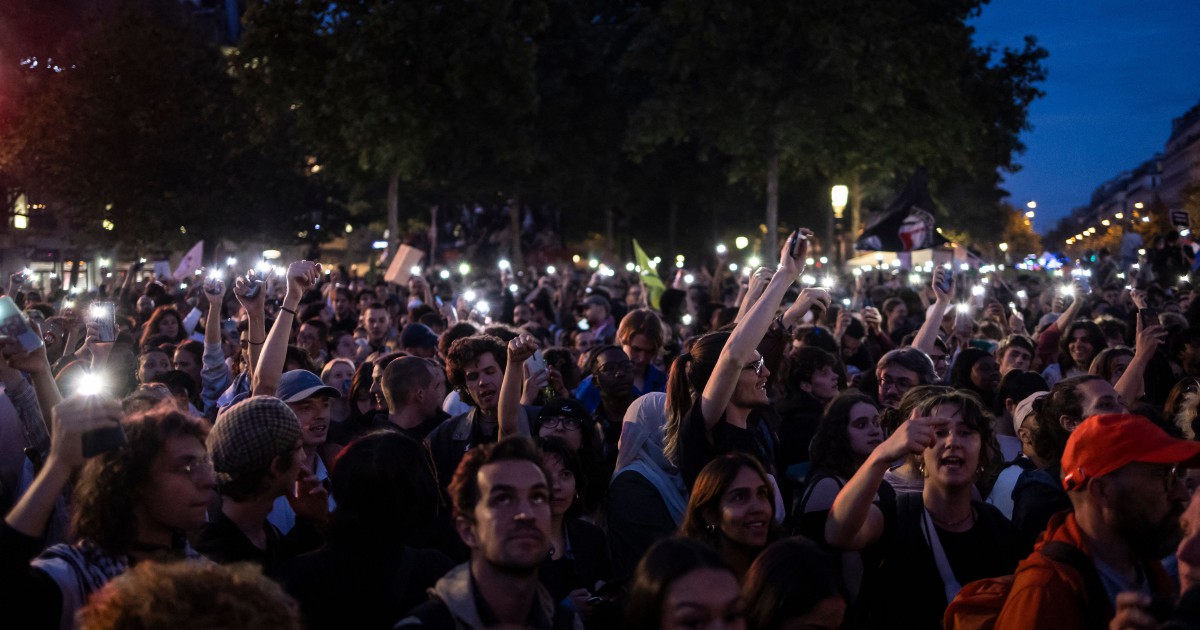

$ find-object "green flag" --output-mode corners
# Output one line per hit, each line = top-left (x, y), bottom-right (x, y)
(632, 239), (665, 310)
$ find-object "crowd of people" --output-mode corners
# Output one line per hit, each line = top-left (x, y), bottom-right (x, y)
(1, 225), (1200, 629)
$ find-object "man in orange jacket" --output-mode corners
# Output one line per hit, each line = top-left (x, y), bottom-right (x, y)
(996, 414), (1200, 629)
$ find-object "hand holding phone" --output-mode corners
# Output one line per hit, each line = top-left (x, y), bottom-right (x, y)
(86, 302), (116, 343)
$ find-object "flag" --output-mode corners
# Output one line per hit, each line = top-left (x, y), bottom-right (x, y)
(173, 240), (204, 280)
(632, 239), (665, 310)
(854, 169), (949, 252)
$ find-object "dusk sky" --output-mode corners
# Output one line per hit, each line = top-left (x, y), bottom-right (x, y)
(970, 0), (1200, 234)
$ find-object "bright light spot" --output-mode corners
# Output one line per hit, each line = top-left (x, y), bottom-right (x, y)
(1134, 202), (1144, 209)
(625, 262), (635, 272)
(101, 219), (114, 231)
(805, 257), (815, 266)
(647, 259), (657, 269)
(1058, 284), (1074, 297)
(747, 256), (761, 268)
(684, 274), (695, 284)
(77, 373), (106, 397)
(821, 275), (836, 288)
(372, 241), (388, 250)
(439, 270), (451, 279)
(998, 242), (1008, 252)
(1017, 290), (1028, 299)
(314, 224), (321, 230)
(728, 263), (738, 272)
(1142, 216), (1151, 223)
(681, 314), (694, 326)
(1027, 201), (1037, 209)
(734, 236), (749, 250)
(1115, 213), (1124, 219)
(588, 258), (599, 269)
(602, 267), (616, 277)
(410, 266), (422, 276)
(508, 284), (519, 293)
(1025, 211), (1035, 219)
(255, 260), (273, 272)
(475, 301), (490, 314)
(208, 269), (223, 280)
(571, 255), (581, 264)
(345, 224), (353, 233)
(909, 274), (922, 285)
(546, 265), (556, 275)
(225, 257), (237, 267)
(263, 249), (282, 260)
(1138, 249), (1146, 256)
(819, 257), (829, 265)
(959, 263), (969, 271)
(801, 274), (816, 285)
(676, 261), (685, 268)
(971, 285), (984, 296)
(1101, 219), (1110, 227)
(875, 253), (884, 262)
(498, 259), (511, 271)
(842, 298), (851, 307)
(464, 290), (477, 302)
(715, 244), (727, 255)
(955, 303), (970, 313)
(853, 268), (863, 277)
(458, 263), (471, 275)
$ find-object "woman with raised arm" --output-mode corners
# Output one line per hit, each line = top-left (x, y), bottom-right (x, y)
(663, 229), (812, 489)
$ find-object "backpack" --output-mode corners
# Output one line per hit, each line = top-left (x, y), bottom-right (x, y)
(942, 541), (1109, 630)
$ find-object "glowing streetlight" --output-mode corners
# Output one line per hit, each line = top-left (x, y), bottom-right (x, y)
(1026, 201), (1037, 210)
(1134, 202), (1144, 209)
(831, 185), (849, 220)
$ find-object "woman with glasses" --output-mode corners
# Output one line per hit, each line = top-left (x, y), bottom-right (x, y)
(663, 231), (813, 490)
(2, 399), (215, 629)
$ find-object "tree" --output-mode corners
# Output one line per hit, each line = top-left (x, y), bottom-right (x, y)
(236, 0), (549, 259)
(622, 0), (1046, 255)
(0, 5), (313, 254)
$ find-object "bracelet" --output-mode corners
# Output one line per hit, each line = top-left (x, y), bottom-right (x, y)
(247, 339), (264, 346)
(279, 306), (297, 317)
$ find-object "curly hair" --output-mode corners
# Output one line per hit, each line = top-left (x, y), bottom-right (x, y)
(809, 390), (878, 480)
(445, 334), (507, 393)
(72, 406), (209, 553)
(908, 389), (1001, 487)
(1056, 320), (1107, 373)
(79, 561), (300, 630)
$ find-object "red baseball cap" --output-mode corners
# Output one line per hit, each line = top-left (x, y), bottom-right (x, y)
(1061, 414), (1200, 491)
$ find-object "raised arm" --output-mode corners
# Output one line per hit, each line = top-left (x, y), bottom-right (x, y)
(697, 230), (809, 430)
(499, 334), (538, 440)
(253, 261), (320, 397)
(1053, 279), (1086, 333)
(200, 278), (233, 413)
(233, 271), (267, 382)
(1114, 314), (1166, 406)
(912, 266), (954, 354)
(2, 326), (62, 433)
(734, 267), (774, 324)
(5, 395), (122, 538)
(826, 413), (940, 549)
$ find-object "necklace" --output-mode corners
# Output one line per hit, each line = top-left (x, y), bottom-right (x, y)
(928, 507), (975, 529)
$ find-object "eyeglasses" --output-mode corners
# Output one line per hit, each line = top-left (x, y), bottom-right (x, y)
(541, 416), (582, 431)
(597, 360), (634, 376)
(172, 458), (215, 483)
(879, 376), (915, 391)
(744, 356), (765, 376)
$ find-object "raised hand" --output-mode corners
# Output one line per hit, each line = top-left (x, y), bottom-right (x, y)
(286, 260), (322, 295)
(49, 394), (124, 470)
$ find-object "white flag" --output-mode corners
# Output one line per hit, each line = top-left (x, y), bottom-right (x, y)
(173, 240), (204, 280)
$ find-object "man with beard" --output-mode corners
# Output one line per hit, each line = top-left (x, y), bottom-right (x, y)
(995, 413), (1200, 628)
(396, 437), (579, 629)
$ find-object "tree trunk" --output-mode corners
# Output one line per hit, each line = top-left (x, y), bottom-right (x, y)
(386, 170), (400, 259)
(428, 204), (439, 267)
(765, 150), (780, 258)
(850, 171), (863, 254)
(508, 192), (524, 272)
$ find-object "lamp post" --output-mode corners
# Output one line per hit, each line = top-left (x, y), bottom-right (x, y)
(998, 242), (1009, 265)
(831, 185), (849, 267)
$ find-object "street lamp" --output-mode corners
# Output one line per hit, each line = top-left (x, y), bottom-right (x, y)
(831, 185), (849, 267)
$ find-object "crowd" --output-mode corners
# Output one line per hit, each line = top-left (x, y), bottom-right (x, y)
(0, 224), (1199, 629)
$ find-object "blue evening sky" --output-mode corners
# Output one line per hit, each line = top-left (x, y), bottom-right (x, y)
(970, 0), (1200, 233)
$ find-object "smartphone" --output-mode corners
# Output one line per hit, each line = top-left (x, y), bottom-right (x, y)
(244, 269), (265, 298)
(87, 302), (117, 342)
(81, 425), (127, 458)
(937, 266), (954, 294)
(788, 230), (807, 259)
(527, 348), (547, 374)
(0, 297), (44, 353)
(1140, 307), (1159, 326)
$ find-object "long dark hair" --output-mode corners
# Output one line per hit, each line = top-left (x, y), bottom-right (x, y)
(72, 406), (209, 553)
(743, 538), (843, 630)
(328, 431), (441, 549)
(625, 538), (733, 630)
(809, 390), (878, 480)
(679, 453), (779, 548)
(1057, 320), (1106, 373)
(139, 305), (184, 348)
(664, 331), (730, 463)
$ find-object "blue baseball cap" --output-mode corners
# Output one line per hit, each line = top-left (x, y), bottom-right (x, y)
(276, 370), (342, 403)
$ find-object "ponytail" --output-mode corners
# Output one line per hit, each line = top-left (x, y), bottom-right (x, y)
(663, 352), (695, 464)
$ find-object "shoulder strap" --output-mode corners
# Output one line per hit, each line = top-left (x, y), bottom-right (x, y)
(1040, 541), (1111, 628)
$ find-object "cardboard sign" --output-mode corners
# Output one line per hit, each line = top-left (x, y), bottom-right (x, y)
(383, 245), (426, 285)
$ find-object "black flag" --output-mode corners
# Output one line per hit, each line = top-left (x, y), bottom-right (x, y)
(854, 168), (950, 252)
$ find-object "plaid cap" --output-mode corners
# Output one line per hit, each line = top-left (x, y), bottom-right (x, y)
(209, 396), (302, 483)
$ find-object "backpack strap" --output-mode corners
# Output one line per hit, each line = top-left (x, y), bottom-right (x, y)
(1040, 541), (1111, 628)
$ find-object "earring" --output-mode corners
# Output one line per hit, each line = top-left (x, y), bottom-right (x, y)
(917, 459), (928, 478)
(705, 522), (716, 534)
